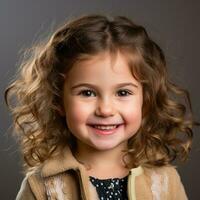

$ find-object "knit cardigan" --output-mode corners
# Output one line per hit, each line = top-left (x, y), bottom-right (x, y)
(16, 146), (188, 200)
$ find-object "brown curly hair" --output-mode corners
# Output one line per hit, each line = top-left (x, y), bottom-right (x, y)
(4, 14), (196, 171)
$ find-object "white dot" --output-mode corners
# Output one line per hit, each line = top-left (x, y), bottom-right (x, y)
(101, 182), (103, 185)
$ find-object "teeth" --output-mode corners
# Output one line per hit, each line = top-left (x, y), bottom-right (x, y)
(93, 125), (117, 130)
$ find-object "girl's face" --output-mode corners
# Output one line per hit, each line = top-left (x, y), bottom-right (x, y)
(63, 51), (143, 152)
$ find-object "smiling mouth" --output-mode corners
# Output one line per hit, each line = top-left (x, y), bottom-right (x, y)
(90, 124), (120, 130)
(87, 124), (124, 135)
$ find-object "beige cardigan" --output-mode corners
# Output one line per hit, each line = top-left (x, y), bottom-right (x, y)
(16, 146), (188, 200)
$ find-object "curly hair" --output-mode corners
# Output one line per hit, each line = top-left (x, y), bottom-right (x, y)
(5, 14), (196, 171)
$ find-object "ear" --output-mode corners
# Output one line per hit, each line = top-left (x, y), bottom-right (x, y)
(57, 106), (66, 116)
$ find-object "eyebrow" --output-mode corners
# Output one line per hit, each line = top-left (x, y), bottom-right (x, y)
(71, 82), (139, 90)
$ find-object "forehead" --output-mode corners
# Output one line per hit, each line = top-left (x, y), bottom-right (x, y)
(65, 50), (139, 82)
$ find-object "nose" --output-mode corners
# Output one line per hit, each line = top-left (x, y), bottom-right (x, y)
(95, 98), (116, 117)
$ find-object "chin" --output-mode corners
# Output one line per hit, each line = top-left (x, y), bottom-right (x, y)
(90, 142), (123, 151)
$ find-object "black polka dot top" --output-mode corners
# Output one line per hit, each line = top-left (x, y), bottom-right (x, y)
(89, 175), (128, 200)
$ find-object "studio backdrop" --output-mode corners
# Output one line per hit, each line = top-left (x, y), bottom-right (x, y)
(0, 1), (199, 199)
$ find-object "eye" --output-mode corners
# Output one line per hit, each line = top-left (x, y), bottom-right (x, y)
(78, 89), (96, 97)
(117, 89), (133, 97)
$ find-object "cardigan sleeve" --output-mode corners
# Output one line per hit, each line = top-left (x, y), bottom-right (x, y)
(16, 176), (36, 200)
(168, 167), (188, 200)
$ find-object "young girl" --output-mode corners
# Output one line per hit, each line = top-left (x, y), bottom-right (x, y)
(5, 14), (196, 200)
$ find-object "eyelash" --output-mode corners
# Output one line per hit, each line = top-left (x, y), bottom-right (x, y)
(78, 89), (133, 97)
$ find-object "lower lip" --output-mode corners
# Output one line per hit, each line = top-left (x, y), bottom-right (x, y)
(88, 124), (124, 135)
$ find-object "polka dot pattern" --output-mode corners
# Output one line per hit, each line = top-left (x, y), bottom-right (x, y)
(89, 175), (128, 200)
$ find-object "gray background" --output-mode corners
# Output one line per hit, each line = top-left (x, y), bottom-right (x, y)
(0, 0), (199, 199)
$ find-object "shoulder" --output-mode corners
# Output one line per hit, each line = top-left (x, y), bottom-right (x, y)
(16, 168), (46, 200)
(142, 165), (188, 200)
(16, 172), (36, 200)
(143, 165), (178, 177)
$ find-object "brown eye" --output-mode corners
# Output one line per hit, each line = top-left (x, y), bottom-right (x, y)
(79, 89), (96, 97)
(117, 89), (132, 97)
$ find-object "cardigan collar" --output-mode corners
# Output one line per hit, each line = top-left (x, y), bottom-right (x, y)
(41, 146), (92, 200)
(41, 146), (84, 177)
(41, 145), (143, 178)
(40, 145), (144, 200)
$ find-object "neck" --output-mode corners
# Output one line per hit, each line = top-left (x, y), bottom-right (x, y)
(73, 141), (130, 179)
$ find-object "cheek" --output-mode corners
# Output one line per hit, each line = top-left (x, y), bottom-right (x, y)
(123, 100), (142, 127)
(65, 100), (93, 126)
(126, 107), (142, 123)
